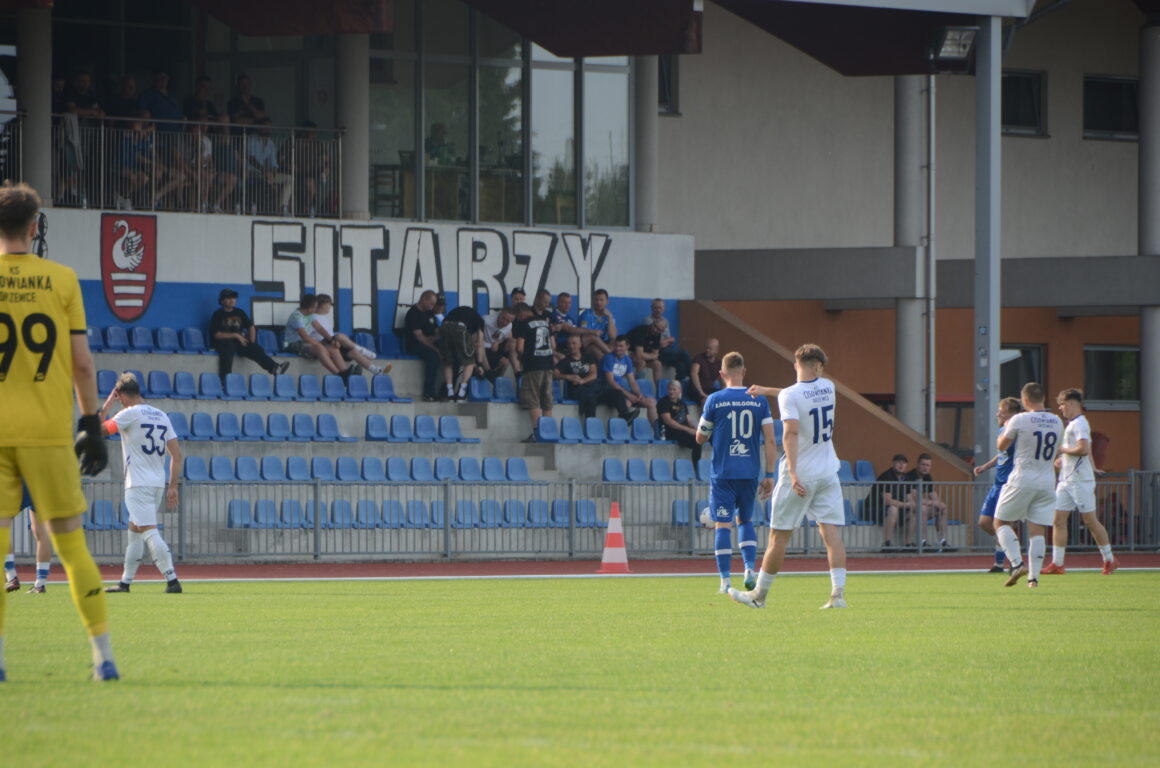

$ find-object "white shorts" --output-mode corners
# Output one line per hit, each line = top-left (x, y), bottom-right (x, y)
(1055, 483), (1097, 515)
(994, 484), (1055, 526)
(124, 486), (164, 527)
(770, 473), (845, 530)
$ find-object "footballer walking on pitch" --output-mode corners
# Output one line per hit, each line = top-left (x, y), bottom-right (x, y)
(973, 397), (1022, 573)
(1041, 388), (1118, 575)
(729, 344), (848, 610)
(4, 484), (55, 593)
(695, 351), (777, 594)
(992, 382), (1064, 588)
(0, 182), (119, 681)
(100, 372), (183, 594)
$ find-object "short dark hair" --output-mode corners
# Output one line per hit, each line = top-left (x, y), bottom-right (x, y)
(593, 289), (609, 299)
(917, 453), (932, 462)
(299, 294), (317, 309)
(556, 292), (571, 301)
(795, 343), (827, 367)
(722, 351), (744, 371)
(0, 183), (41, 240)
(116, 371), (141, 397)
(1021, 382), (1045, 403)
(1058, 388), (1084, 405)
(314, 293), (333, 306)
(614, 334), (629, 345)
(1000, 397), (1022, 414)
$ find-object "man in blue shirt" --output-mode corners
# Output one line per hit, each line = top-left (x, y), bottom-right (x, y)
(973, 397), (1021, 573)
(600, 336), (657, 426)
(696, 351), (777, 594)
(577, 289), (615, 359)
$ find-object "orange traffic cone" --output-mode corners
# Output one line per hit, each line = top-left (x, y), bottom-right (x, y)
(597, 502), (631, 574)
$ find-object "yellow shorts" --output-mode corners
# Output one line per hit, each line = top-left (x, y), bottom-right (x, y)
(0, 445), (87, 521)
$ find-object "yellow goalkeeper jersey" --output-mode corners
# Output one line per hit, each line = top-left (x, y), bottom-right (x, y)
(0, 252), (87, 446)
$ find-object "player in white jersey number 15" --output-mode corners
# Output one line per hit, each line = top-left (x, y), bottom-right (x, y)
(99, 373), (183, 594)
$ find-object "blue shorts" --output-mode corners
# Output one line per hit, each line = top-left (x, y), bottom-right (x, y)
(20, 483), (33, 512)
(709, 477), (758, 525)
(979, 484), (1003, 518)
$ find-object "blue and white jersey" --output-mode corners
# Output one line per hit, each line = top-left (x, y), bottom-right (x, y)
(697, 386), (774, 480)
(577, 308), (611, 341)
(1059, 414), (1095, 486)
(776, 377), (841, 482)
(1000, 409), (1064, 491)
(993, 440), (1016, 487)
(112, 404), (175, 489)
(601, 352), (633, 390)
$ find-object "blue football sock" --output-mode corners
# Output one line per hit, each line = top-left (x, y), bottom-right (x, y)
(993, 546), (1005, 566)
(714, 526), (733, 579)
(738, 521), (757, 572)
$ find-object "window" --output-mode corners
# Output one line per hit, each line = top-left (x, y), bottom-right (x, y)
(1002, 70), (1044, 136)
(1084, 76), (1138, 140)
(1083, 346), (1140, 410)
(999, 345), (1044, 400)
(659, 54), (679, 115)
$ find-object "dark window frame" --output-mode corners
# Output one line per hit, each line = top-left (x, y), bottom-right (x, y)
(1083, 345), (1140, 411)
(658, 53), (679, 116)
(1083, 75), (1139, 142)
(1001, 69), (1046, 137)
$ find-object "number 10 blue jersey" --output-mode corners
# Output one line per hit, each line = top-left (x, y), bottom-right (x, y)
(697, 387), (774, 480)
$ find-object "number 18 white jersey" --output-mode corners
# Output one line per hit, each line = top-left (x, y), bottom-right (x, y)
(776, 377), (840, 482)
(112, 404), (175, 489)
(1001, 410), (1063, 492)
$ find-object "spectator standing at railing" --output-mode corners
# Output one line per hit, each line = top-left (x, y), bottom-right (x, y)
(247, 118), (294, 215)
(63, 70), (104, 124)
(227, 74), (266, 127)
(210, 115), (240, 213)
(294, 122), (331, 217)
(643, 298), (692, 382)
(114, 110), (153, 210)
(658, 378), (701, 463)
(137, 70), (183, 131)
(60, 70), (104, 206)
(209, 288), (288, 383)
(689, 337), (722, 405)
(180, 114), (215, 212)
(105, 76), (140, 121)
(182, 76), (219, 122)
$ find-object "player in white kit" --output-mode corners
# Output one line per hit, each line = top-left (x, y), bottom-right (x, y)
(992, 382), (1064, 588)
(1041, 388), (1118, 575)
(99, 373), (183, 594)
(728, 344), (848, 610)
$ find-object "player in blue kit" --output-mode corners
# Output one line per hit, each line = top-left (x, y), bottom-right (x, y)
(4, 484), (54, 594)
(973, 397), (1021, 573)
(696, 351), (777, 594)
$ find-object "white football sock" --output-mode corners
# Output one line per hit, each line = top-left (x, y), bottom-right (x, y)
(3, 554), (14, 582)
(90, 633), (114, 666)
(1053, 546), (1066, 567)
(830, 567), (847, 595)
(143, 528), (176, 581)
(369, 365), (383, 374)
(1028, 536), (1046, 581)
(34, 561), (50, 588)
(1098, 544), (1114, 562)
(121, 530), (145, 584)
(996, 526), (1022, 567)
(754, 569), (776, 598)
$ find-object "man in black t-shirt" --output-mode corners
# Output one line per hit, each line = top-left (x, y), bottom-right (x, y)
(626, 319), (664, 384)
(439, 304), (485, 400)
(403, 290), (441, 401)
(656, 379), (701, 462)
(513, 290), (555, 441)
(555, 335), (600, 419)
(867, 454), (918, 550)
(209, 288), (288, 383)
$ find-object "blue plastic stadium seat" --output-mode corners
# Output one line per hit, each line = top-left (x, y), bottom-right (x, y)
(493, 376), (517, 403)
(388, 414), (413, 442)
(575, 500), (603, 528)
(368, 374), (403, 403)
(226, 499), (251, 529)
(86, 326), (104, 352)
(626, 458), (650, 483)
(582, 417), (606, 445)
(129, 326), (154, 353)
(672, 500), (691, 526)
(253, 500), (279, 529)
(558, 417), (583, 444)
(468, 378), (493, 402)
(452, 500), (479, 529)
(365, 414), (390, 441)
(96, 369), (118, 396)
(482, 457), (506, 482)
(197, 373), (223, 400)
(503, 499), (526, 528)
(361, 457), (386, 482)
(89, 500), (116, 531)
(172, 371), (196, 399)
(506, 457), (531, 483)
(354, 500), (379, 529)
(290, 413), (317, 442)
(260, 456), (286, 481)
(438, 415), (479, 443)
(167, 411), (191, 441)
(346, 375), (369, 402)
(286, 456), (310, 482)
(479, 500), (503, 529)
(657, 378), (673, 400)
(413, 414), (437, 443)
(256, 329), (280, 357)
(104, 326), (129, 352)
(855, 460), (876, 484)
(353, 332), (377, 354)
(651, 459), (675, 482)
(329, 500), (354, 529)
(336, 456), (361, 482)
(215, 412), (241, 441)
(317, 413), (356, 442)
(674, 459), (696, 483)
(404, 500), (430, 529)
(296, 374), (321, 402)
(606, 418), (630, 444)
(236, 456), (261, 483)
(630, 418), (657, 445)
(385, 457), (410, 482)
(526, 500), (550, 528)
(602, 459), (627, 483)
(535, 417), (560, 443)
(210, 455), (235, 482)
(458, 457), (483, 483)
(381, 500), (405, 529)
(696, 458), (712, 482)
(147, 370), (172, 399)
(320, 375), (346, 402)
(411, 457), (435, 483)
(272, 374), (296, 401)
(189, 411), (216, 441)
(221, 373), (247, 401)
(838, 460), (855, 483)
(549, 500), (571, 528)
(434, 457), (458, 481)
(154, 326), (180, 354)
(280, 499), (309, 529)
(266, 412), (291, 441)
(240, 412), (266, 441)
(637, 379), (656, 399)
(179, 327), (208, 354)
(311, 457), (336, 481)
(113, 501), (130, 530)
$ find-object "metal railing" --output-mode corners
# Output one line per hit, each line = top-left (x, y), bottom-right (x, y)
(49, 113), (340, 216)
(0, 112), (21, 184)
(65, 474), (1159, 563)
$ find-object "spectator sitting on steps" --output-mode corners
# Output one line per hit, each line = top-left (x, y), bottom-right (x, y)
(209, 288), (288, 383)
(306, 293), (389, 375)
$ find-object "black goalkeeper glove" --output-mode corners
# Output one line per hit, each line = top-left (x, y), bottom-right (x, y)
(75, 414), (109, 476)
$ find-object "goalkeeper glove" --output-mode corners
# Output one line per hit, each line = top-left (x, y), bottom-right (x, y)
(75, 414), (109, 476)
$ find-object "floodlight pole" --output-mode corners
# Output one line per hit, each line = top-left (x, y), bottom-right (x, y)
(973, 16), (1001, 468)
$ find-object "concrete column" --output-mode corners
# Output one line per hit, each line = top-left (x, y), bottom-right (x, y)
(894, 75), (925, 432)
(633, 56), (658, 232)
(1142, 307), (1160, 471)
(1139, 20), (1160, 471)
(338, 33), (370, 220)
(17, 7), (52, 198)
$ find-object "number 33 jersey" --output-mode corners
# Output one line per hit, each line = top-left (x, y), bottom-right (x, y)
(0, 253), (87, 447)
(1000, 410), (1064, 491)
(776, 377), (841, 482)
(111, 404), (174, 488)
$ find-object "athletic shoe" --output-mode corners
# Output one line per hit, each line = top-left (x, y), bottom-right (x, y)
(92, 660), (120, 682)
(26, 584), (45, 594)
(987, 564), (1006, 574)
(1004, 564), (1027, 587)
(4, 577), (18, 593)
(105, 582), (131, 593)
(275, 361), (290, 375)
(820, 596), (848, 609)
(743, 570), (757, 591)
(727, 587), (764, 609)
(0, 667), (6, 682)
(880, 540), (894, 552)
(718, 582), (730, 595)
(1040, 562), (1066, 575)
(165, 579), (183, 594)
(521, 433), (537, 443)
(623, 408), (640, 425)
(1027, 578), (1038, 588)
(1102, 559), (1119, 575)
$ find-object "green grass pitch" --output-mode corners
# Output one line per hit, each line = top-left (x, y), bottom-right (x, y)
(2, 571), (1157, 767)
